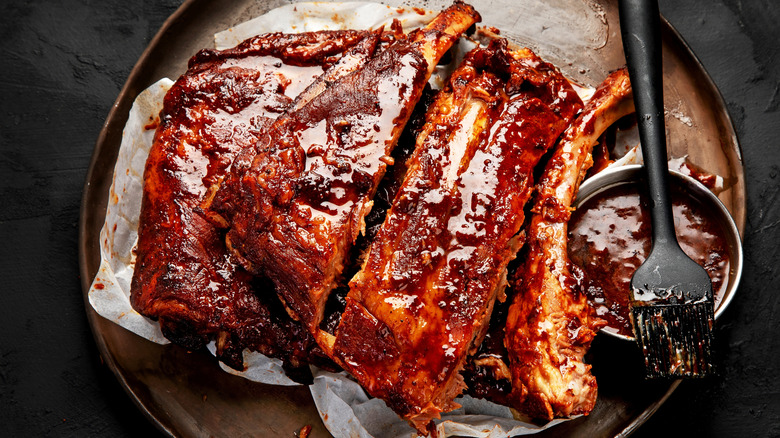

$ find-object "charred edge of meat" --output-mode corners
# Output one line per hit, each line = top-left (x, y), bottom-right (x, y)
(190, 29), (372, 69)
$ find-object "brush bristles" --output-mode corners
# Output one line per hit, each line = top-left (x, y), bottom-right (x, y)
(631, 303), (715, 378)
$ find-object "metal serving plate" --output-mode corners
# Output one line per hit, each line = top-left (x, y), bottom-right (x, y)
(78, 0), (745, 436)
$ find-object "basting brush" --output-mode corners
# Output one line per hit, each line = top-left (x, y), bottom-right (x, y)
(618, 0), (715, 378)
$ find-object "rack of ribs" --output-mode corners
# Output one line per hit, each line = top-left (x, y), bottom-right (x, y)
(329, 39), (583, 434)
(129, 28), (385, 372)
(205, 2), (482, 334)
(504, 68), (634, 419)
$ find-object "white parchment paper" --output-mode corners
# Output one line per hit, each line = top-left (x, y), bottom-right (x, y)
(88, 3), (620, 436)
(89, 78), (171, 345)
(214, 2), (437, 50)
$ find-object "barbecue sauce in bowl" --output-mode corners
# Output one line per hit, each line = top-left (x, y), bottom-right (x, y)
(568, 173), (732, 338)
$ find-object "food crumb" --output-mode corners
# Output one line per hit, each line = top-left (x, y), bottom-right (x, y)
(297, 425), (312, 438)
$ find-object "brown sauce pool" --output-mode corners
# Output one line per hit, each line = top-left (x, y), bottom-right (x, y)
(568, 181), (731, 337)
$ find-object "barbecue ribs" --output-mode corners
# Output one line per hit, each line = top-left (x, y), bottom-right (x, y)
(329, 40), (583, 434)
(205, 2), (482, 335)
(131, 1), (636, 428)
(129, 29), (382, 371)
(504, 68), (634, 419)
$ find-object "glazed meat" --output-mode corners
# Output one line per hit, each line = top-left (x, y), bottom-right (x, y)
(129, 29), (381, 371)
(318, 86), (438, 336)
(504, 68), (634, 419)
(130, 0), (638, 428)
(206, 2), (481, 333)
(329, 40), (583, 434)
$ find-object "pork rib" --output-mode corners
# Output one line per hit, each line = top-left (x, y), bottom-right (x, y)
(504, 68), (634, 419)
(207, 2), (481, 333)
(330, 40), (583, 434)
(129, 29), (378, 371)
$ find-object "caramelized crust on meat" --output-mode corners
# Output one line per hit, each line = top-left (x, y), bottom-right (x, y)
(207, 2), (481, 332)
(129, 29), (377, 371)
(505, 68), (634, 419)
(331, 40), (583, 434)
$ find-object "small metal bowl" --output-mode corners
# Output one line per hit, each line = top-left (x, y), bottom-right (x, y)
(572, 164), (744, 341)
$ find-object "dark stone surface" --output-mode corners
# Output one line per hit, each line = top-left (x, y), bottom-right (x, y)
(0, 0), (777, 437)
(637, 1), (780, 436)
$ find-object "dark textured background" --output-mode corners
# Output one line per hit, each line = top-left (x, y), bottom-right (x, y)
(1, 0), (778, 436)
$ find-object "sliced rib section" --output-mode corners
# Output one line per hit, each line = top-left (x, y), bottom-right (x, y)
(207, 2), (481, 332)
(505, 68), (634, 419)
(331, 40), (583, 434)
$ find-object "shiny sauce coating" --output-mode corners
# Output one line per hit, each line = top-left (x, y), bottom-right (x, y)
(129, 29), (374, 373)
(568, 181), (731, 336)
(333, 39), (583, 425)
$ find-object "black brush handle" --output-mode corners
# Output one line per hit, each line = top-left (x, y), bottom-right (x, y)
(619, 0), (677, 246)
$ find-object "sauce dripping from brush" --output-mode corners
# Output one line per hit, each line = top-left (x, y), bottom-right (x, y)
(568, 180), (731, 337)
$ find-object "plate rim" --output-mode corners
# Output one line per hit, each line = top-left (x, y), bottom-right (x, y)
(78, 1), (200, 436)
